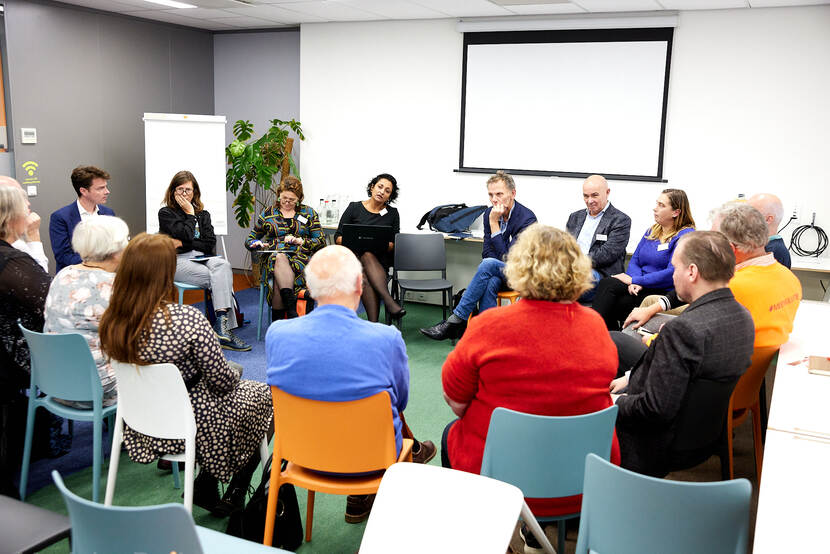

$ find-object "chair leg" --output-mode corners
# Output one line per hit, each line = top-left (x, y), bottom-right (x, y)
(257, 281), (266, 341)
(182, 439), (196, 513)
(92, 416), (102, 503)
(727, 417), (735, 480)
(305, 490), (315, 542)
(558, 518), (567, 554)
(262, 467), (282, 546)
(751, 403), (764, 482)
(758, 377), (768, 444)
(178, 287), (184, 305)
(171, 459), (181, 489)
(18, 396), (38, 500)
(105, 415), (124, 506)
(259, 437), (270, 471)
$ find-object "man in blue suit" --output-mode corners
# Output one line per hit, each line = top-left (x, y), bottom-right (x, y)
(49, 165), (115, 273)
(420, 171), (537, 341)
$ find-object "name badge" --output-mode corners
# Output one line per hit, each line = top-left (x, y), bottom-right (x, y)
(296, 214), (308, 224)
(657, 243), (670, 251)
(596, 234), (608, 241)
(379, 208), (388, 216)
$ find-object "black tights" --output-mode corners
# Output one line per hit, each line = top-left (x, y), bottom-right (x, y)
(591, 276), (665, 331)
(359, 252), (400, 322)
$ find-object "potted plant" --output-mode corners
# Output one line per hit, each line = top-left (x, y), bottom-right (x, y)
(225, 118), (305, 228)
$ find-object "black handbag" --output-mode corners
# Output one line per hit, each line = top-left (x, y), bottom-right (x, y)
(226, 456), (303, 550)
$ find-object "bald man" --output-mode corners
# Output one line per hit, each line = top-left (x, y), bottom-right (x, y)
(566, 175), (631, 300)
(748, 193), (790, 268)
(0, 176), (48, 272)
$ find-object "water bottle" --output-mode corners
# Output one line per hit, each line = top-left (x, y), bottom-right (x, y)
(324, 200), (332, 225)
(318, 198), (325, 220)
(330, 199), (339, 225)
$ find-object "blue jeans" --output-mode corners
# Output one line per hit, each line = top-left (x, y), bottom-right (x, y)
(453, 258), (506, 320)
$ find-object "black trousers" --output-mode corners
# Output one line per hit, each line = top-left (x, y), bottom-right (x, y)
(591, 276), (665, 331)
(609, 331), (649, 379)
(440, 419), (457, 469)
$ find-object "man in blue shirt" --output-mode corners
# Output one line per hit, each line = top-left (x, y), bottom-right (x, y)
(566, 175), (631, 301)
(748, 193), (791, 268)
(420, 171), (537, 341)
(266, 245), (435, 523)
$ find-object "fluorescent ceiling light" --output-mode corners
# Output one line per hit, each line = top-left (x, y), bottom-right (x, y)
(143, 0), (197, 8)
(457, 12), (677, 32)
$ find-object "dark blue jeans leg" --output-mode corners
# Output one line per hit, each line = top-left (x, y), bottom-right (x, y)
(453, 258), (506, 319)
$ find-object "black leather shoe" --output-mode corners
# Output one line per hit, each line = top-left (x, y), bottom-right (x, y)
(388, 308), (406, 320)
(419, 319), (465, 341)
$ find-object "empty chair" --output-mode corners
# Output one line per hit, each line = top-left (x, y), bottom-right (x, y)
(575, 453), (752, 554)
(54, 471), (284, 554)
(0, 493), (70, 553)
(393, 233), (453, 329)
(18, 324), (117, 502)
(263, 388), (414, 546)
(481, 405), (618, 554)
(360, 462), (553, 554)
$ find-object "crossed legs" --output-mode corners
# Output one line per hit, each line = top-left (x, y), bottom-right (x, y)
(359, 252), (401, 323)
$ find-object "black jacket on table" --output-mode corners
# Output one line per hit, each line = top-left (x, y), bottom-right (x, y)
(566, 203), (631, 278)
(158, 206), (216, 256)
(615, 287), (755, 476)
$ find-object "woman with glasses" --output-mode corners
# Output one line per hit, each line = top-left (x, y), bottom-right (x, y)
(245, 176), (325, 320)
(158, 170), (251, 351)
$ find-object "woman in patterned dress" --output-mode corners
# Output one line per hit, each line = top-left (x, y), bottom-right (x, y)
(44, 215), (130, 409)
(246, 176), (325, 320)
(99, 232), (272, 516)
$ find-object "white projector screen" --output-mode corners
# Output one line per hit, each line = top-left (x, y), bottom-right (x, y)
(460, 28), (673, 181)
(144, 113), (229, 235)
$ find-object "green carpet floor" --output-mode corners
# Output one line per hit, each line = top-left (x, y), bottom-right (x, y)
(27, 302), (455, 554)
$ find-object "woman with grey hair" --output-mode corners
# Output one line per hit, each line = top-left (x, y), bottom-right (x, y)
(44, 215), (130, 408)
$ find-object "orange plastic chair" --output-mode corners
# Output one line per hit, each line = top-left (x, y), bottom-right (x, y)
(726, 345), (779, 481)
(496, 290), (520, 306)
(263, 388), (414, 546)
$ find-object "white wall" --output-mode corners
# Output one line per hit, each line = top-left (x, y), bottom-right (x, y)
(299, 6), (830, 296)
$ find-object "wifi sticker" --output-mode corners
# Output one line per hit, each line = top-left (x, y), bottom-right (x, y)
(21, 161), (41, 185)
(22, 160), (38, 176)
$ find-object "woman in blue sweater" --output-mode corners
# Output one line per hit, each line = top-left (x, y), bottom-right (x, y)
(591, 189), (695, 330)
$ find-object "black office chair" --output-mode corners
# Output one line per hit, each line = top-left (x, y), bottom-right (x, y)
(392, 233), (453, 331)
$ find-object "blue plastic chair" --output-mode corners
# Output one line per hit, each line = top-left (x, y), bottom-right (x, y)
(174, 280), (210, 307)
(480, 405), (618, 554)
(575, 454), (752, 554)
(18, 324), (117, 502)
(53, 471), (287, 553)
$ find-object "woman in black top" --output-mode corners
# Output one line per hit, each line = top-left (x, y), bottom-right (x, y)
(335, 173), (404, 322)
(158, 171), (250, 352)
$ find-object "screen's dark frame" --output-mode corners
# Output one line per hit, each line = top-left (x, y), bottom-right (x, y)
(457, 27), (674, 182)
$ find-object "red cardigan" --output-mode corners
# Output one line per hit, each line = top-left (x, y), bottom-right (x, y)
(442, 299), (620, 517)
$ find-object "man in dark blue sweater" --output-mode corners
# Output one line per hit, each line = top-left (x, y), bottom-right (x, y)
(748, 193), (791, 268)
(420, 171), (537, 341)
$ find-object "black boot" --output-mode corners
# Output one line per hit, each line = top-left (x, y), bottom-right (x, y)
(192, 470), (221, 514)
(213, 452), (260, 517)
(271, 308), (286, 321)
(280, 288), (298, 319)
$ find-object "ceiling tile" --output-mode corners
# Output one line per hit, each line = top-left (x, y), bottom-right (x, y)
(749, 0), (830, 5)
(222, 5), (326, 22)
(127, 9), (216, 26)
(657, 0), (748, 8)
(208, 14), (282, 25)
(270, 0), (385, 20)
(60, 0), (154, 10)
(160, 7), (236, 18)
(573, 0), (663, 11)
(336, 0), (448, 18)
(410, 0), (513, 17)
(504, 3), (587, 14)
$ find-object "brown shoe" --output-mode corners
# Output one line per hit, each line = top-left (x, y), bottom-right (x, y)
(345, 494), (375, 523)
(412, 440), (437, 464)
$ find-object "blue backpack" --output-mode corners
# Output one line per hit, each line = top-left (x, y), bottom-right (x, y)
(417, 203), (487, 234)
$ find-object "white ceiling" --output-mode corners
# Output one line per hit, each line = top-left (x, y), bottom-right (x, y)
(54, 0), (830, 31)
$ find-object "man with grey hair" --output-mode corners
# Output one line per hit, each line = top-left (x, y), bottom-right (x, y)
(0, 176), (48, 272)
(748, 193), (790, 268)
(421, 170), (537, 341)
(265, 245), (436, 523)
(624, 202), (801, 349)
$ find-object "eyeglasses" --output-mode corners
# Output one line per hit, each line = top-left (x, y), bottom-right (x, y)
(176, 187), (194, 194)
(279, 197), (298, 205)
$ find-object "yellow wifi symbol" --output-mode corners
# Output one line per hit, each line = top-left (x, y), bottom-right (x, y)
(22, 161), (38, 176)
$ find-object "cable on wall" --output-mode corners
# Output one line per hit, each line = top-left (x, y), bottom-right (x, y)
(789, 213), (828, 257)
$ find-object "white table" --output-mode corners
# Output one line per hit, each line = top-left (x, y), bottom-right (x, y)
(754, 300), (830, 553)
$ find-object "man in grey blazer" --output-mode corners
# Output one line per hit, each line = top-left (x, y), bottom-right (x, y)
(610, 231), (755, 477)
(566, 175), (631, 300)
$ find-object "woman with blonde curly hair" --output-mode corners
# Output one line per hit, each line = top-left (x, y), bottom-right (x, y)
(440, 224), (620, 521)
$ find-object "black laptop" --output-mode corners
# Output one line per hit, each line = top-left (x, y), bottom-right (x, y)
(341, 224), (394, 254)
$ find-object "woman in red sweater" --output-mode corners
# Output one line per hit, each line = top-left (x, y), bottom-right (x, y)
(441, 224), (620, 518)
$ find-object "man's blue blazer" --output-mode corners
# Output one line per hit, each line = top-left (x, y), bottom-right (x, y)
(49, 201), (115, 273)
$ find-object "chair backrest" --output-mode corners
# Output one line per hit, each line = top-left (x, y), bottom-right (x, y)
(576, 454), (751, 554)
(393, 233), (447, 273)
(110, 360), (196, 441)
(360, 463), (524, 554)
(481, 405), (618, 499)
(670, 377), (737, 453)
(731, 345), (779, 412)
(18, 323), (103, 405)
(52, 470), (204, 554)
(271, 387), (398, 474)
